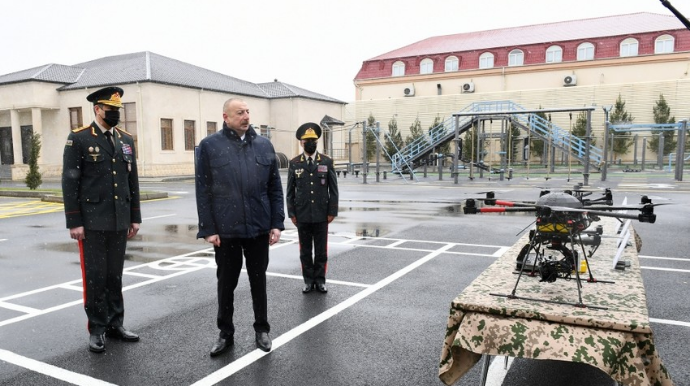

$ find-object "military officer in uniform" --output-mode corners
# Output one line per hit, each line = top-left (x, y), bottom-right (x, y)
(62, 86), (142, 353)
(286, 122), (338, 293)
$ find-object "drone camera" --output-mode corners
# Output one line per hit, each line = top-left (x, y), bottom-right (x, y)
(641, 195), (652, 204)
(463, 199), (478, 214)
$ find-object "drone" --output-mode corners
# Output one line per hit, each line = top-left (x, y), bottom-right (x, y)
(463, 188), (662, 309)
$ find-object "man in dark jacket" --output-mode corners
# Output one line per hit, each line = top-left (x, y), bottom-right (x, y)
(286, 122), (338, 294)
(195, 98), (285, 356)
(62, 86), (141, 353)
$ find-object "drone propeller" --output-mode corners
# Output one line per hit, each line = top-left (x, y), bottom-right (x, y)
(640, 194), (671, 202)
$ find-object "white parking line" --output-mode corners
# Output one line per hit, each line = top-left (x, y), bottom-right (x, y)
(0, 349), (117, 386)
(190, 243), (456, 386)
(641, 266), (690, 273)
(639, 255), (690, 262)
(650, 318), (690, 328)
(142, 214), (176, 220)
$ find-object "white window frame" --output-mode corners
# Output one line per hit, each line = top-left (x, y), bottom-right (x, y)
(577, 42), (595, 61)
(655, 34), (675, 54)
(392, 61), (405, 77)
(508, 49), (524, 66)
(479, 52), (494, 69)
(620, 38), (639, 57)
(545, 45), (562, 63)
(445, 56), (459, 72)
(420, 58), (434, 74)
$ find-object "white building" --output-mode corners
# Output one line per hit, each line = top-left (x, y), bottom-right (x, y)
(0, 51), (346, 180)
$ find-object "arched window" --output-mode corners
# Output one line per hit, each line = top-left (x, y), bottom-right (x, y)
(577, 42), (595, 61)
(445, 56), (459, 72)
(545, 45), (563, 63)
(508, 49), (524, 66)
(655, 34), (675, 54)
(620, 38), (639, 57)
(420, 58), (434, 74)
(392, 61), (405, 77)
(479, 52), (494, 69)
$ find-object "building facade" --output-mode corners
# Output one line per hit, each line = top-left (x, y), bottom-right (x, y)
(0, 52), (346, 180)
(350, 12), (690, 164)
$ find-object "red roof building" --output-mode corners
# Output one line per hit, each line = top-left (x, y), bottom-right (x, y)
(355, 13), (690, 84)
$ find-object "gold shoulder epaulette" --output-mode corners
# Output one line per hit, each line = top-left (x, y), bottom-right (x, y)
(71, 125), (90, 133)
(115, 127), (132, 137)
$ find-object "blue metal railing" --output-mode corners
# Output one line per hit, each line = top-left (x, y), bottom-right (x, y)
(390, 100), (603, 172)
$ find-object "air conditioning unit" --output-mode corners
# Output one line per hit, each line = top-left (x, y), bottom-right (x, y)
(403, 86), (415, 97)
(461, 82), (475, 93)
(563, 75), (577, 86)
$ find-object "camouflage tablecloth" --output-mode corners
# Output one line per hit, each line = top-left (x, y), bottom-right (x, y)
(439, 218), (673, 386)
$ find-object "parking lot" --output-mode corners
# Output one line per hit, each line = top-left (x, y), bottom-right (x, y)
(0, 170), (688, 385)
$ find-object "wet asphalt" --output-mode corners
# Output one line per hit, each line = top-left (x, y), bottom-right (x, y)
(0, 168), (688, 386)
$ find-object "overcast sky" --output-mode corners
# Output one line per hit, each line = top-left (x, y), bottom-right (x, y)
(1, 0), (688, 102)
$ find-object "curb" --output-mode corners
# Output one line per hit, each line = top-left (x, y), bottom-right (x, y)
(0, 191), (169, 203)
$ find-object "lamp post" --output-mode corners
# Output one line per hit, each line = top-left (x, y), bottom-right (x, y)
(601, 106), (612, 181)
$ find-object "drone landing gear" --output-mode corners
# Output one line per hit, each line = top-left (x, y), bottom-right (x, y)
(489, 292), (608, 310)
(502, 238), (612, 310)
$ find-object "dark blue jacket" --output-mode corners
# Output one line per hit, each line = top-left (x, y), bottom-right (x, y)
(195, 124), (285, 239)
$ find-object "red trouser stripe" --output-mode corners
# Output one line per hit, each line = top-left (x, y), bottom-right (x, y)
(78, 240), (86, 304)
(78, 239), (89, 333)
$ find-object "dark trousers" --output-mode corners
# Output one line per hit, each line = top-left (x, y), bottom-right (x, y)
(79, 229), (128, 335)
(297, 221), (329, 285)
(214, 234), (270, 337)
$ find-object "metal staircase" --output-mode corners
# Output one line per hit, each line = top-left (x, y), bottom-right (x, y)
(390, 101), (603, 173)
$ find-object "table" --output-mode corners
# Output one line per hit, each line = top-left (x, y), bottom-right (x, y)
(438, 218), (673, 386)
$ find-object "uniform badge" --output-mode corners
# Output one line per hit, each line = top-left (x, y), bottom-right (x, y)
(317, 165), (327, 173)
(295, 168), (304, 178)
(95, 146), (100, 153)
(88, 146), (94, 152)
(122, 144), (132, 155)
(128, 163), (132, 172)
(66, 140), (73, 147)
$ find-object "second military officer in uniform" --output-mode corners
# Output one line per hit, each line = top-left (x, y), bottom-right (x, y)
(62, 86), (141, 353)
(287, 122), (339, 293)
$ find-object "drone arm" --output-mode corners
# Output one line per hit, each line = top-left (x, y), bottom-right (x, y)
(463, 199), (536, 214)
(466, 206), (537, 214)
(586, 210), (657, 223)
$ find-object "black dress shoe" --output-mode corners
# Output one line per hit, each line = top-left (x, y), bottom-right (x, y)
(89, 334), (105, 353)
(302, 283), (314, 293)
(210, 336), (233, 357)
(316, 283), (328, 293)
(255, 332), (272, 352)
(106, 326), (140, 342)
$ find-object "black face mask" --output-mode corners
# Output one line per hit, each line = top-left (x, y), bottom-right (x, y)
(103, 110), (120, 127)
(303, 141), (317, 154)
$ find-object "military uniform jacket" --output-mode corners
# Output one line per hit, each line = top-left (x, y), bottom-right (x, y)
(287, 152), (338, 223)
(62, 122), (141, 231)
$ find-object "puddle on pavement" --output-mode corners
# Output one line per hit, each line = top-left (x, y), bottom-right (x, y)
(42, 223), (205, 263)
